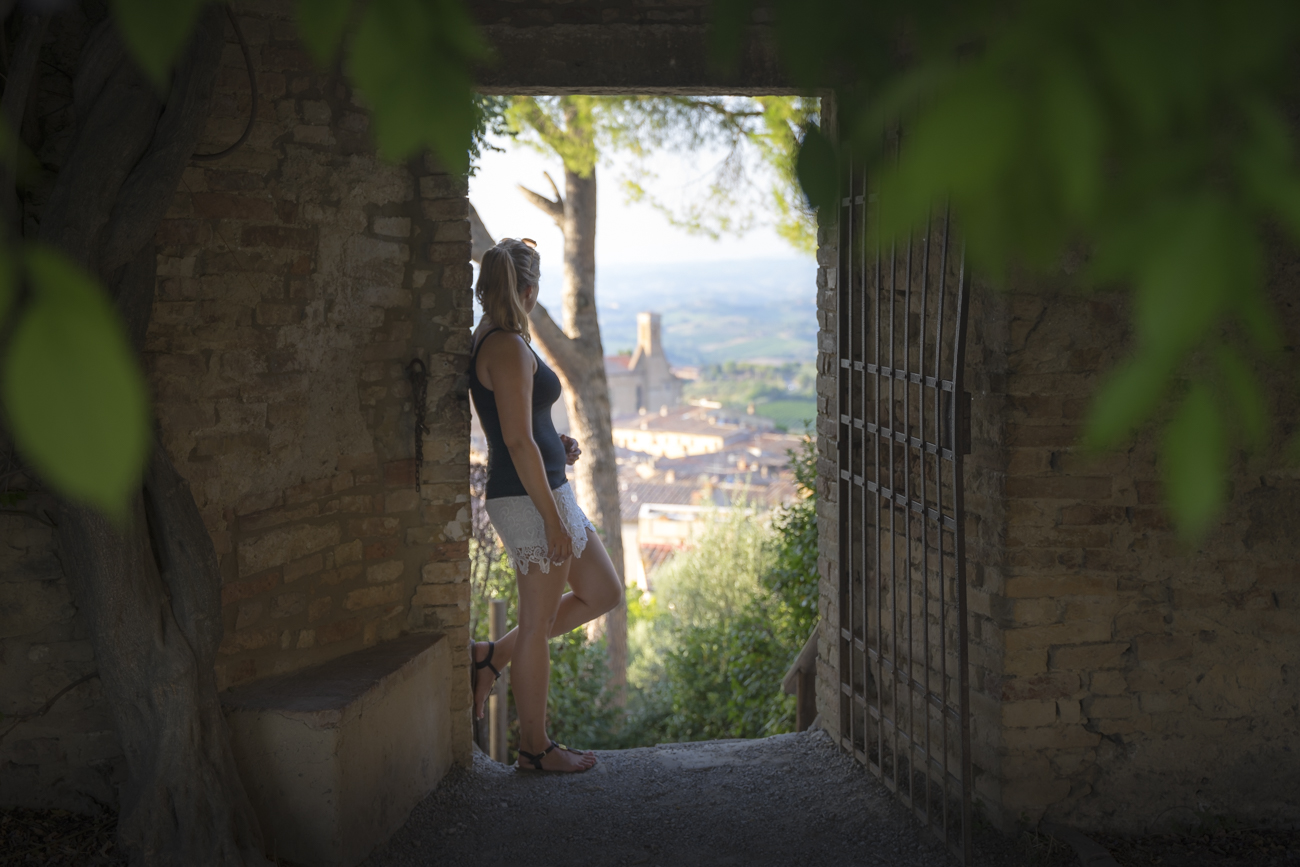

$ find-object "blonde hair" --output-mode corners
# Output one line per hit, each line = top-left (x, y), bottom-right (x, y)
(476, 238), (540, 341)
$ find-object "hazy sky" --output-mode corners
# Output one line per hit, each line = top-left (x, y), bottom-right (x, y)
(468, 132), (810, 267)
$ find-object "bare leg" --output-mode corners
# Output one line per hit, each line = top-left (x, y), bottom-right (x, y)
(510, 554), (596, 772)
(472, 527), (621, 719)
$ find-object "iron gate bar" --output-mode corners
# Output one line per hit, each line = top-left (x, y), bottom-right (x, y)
(836, 145), (972, 862)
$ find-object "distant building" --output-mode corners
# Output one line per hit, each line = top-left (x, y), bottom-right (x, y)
(652, 431), (806, 483)
(606, 312), (683, 416)
(611, 405), (771, 459)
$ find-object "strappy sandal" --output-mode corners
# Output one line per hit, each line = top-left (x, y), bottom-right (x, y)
(516, 740), (595, 773)
(470, 641), (501, 714)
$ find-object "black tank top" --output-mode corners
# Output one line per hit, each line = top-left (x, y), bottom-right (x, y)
(468, 327), (569, 500)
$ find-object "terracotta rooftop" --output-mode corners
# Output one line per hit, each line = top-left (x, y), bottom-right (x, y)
(619, 480), (697, 521)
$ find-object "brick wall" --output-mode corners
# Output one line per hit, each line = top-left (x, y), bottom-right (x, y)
(812, 98), (841, 743)
(467, 0), (786, 93)
(1, 2), (475, 811)
(982, 275), (1300, 832)
(166, 0), (473, 751)
(963, 284), (1012, 819)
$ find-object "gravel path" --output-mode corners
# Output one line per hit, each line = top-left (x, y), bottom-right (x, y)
(362, 731), (1066, 867)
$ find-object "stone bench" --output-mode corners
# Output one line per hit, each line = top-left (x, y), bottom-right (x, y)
(222, 633), (452, 867)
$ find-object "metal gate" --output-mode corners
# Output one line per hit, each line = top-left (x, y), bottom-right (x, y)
(835, 153), (972, 860)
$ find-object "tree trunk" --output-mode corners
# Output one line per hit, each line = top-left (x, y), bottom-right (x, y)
(520, 166), (628, 690)
(25, 11), (269, 866)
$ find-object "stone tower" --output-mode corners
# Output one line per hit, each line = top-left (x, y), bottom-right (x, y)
(606, 312), (683, 417)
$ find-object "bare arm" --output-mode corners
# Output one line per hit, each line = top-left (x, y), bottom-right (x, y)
(480, 332), (573, 561)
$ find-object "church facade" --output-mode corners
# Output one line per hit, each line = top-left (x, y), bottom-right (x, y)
(607, 312), (683, 417)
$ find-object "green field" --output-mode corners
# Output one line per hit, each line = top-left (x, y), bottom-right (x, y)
(754, 399), (817, 432)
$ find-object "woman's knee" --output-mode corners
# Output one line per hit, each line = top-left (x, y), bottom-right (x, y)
(599, 575), (624, 615)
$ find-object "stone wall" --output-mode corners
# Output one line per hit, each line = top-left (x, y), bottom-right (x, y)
(962, 284), (1012, 820)
(812, 99), (841, 742)
(1, 1), (475, 811)
(467, 0), (787, 94)
(980, 270), (1300, 832)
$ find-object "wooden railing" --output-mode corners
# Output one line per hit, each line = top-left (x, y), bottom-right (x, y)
(781, 624), (819, 732)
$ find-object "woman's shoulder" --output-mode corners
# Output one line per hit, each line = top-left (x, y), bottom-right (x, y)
(477, 328), (533, 365)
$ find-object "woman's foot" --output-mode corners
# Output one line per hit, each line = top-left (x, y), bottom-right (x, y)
(517, 740), (597, 773)
(470, 641), (500, 720)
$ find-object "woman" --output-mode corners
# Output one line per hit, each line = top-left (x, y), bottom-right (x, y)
(467, 237), (622, 773)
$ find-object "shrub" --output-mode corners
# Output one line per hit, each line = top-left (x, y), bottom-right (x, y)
(468, 433), (820, 750)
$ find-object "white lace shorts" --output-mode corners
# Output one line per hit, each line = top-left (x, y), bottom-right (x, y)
(485, 482), (596, 575)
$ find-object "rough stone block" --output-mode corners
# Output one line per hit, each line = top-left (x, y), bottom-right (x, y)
(1004, 476), (1113, 500)
(418, 174), (468, 199)
(239, 522), (340, 575)
(223, 634), (452, 867)
(372, 216), (411, 238)
(1003, 700), (1058, 728)
(344, 582), (404, 611)
(1083, 695), (1137, 719)
(365, 560), (405, 584)
(412, 583), (463, 606)
(1048, 642), (1130, 671)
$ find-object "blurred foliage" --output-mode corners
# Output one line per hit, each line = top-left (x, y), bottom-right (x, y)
(623, 441), (820, 742)
(503, 95), (820, 252)
(653, 603), (798, 740)
(467, 438), (818, 752)
(469, 95), (513, 176)
(712, 0), (1300, 535)
(683, 361), (817, 405)
(544, 628), (625, 748)
(300, 0), (485, 167)
(1, 247), (148, 520)
(111, 0), (207, 88)
(763, 434), (820, 637)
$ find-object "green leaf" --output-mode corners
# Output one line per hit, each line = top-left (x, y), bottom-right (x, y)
(350, 0), (487, 171)
(111, 0), (207, 89)
(706, 0), (753, 73)
(297, 0), (355, 66)
(1214, 346), (1268, 448)
(795, 124), (837, 212)
(3, 247), (151, 519)
(1084, 355), (1172, 451)
(1040, 58), (1105, 220)
(0, 246), (14, 327)
(875, 73), (1022, 261)
(1131, 197), (1257, 363)
(1161, 382), (1226, 539)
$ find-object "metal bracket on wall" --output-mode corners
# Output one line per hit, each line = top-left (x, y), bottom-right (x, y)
(405, 358), (428, 490)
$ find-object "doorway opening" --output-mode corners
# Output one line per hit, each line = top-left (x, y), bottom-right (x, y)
(463, 93), (823, 760)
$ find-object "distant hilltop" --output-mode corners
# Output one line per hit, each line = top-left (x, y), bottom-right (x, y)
(537, 257), (818, 367)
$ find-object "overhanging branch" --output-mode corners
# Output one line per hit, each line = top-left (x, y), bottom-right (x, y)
(517, 172), (564, 226)
(529, 302), (584, 380)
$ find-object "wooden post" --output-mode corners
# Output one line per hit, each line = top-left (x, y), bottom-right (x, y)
(782, 624), (820, 733)
(489, 598), (508, 763)
(796, 667), (816, 732)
